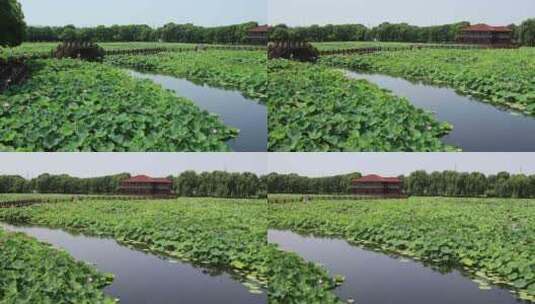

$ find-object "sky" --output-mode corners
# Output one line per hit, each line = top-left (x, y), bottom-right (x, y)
(3, 153), (535, 179)
(268, 0), (535, 27)
(268, 153), (535, 177)
(19, 0), (268, 27)
(0, 153), (267, 178)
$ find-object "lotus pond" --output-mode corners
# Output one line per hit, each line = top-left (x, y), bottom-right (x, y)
(105, 50), (267, 102)
(270, 229), (527, 304)
(0, 197), (344, 304)
(128, 70), (267, 152)
(321, 48), (535, 115)
(268, 59), (453, 151)
(1, 223), (264, 304)
(269, 197), (535, 303)
(345, 71), (535, 151)
(0, 59), (237, 151)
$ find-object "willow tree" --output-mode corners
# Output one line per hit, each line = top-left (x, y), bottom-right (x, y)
(0, 0), (26, 47)
(519, 18), (535, 46)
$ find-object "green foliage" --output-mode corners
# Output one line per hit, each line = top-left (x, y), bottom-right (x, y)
(24, 22), (260, 44)
(0, 59), (236, 151)
(264, 172), (362, 194)
(0, 192), (344, 304)
(405, 170), (535, 198)
(105, 50), (267, 101)
(174, 171), (264, 198)
(519, 19), (535, 46)
(0, 0), (26, 47)
(0, 198), (343, 303)
(268, 59), (453, 151)
(270, 21), (471, 44)
(0, 228), (114, 303)
(269, 197), (535, 302)
(313, 41), (415, 51)
(320, 48), (535, 115)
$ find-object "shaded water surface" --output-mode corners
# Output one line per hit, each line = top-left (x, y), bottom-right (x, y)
(2, 224), (266, 304)
(129, 71), (267, 152)
(269, 229), (525, 304)
(346, 71), (535, 152)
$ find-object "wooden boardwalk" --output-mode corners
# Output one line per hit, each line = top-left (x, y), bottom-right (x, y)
(319, 43), (519, 56)
(269, 194), (408, 204)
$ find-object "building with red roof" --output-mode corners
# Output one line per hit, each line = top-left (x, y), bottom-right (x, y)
(457, 24), (513, 46)
(351, 174), (403, 196)
(118, 175), (173, 196)
(247, 25), (271, 44)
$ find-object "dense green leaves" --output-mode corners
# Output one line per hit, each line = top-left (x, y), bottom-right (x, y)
(321, 48), (535, 115)
(268, 59), (452, 151)
(269, 197), (535, 302)
(0, 59), (236, 151)
(0, 198), (343, 303)
(0, 228), (114, 303)
(0, 0), (26, 47)
(106, 50), (267, 102)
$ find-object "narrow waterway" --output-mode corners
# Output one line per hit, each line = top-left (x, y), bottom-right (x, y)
(345, 71), (535, 152)
(269, 229), (526, 304)
(2, 224), (266, 304)
(129, 71), (267, 152)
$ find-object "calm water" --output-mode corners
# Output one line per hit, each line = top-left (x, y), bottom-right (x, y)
(129, 71), (267, 152)
(269, 230), (525, 304)
(2, 224), (266, 304)
(346, 71), (535, 152)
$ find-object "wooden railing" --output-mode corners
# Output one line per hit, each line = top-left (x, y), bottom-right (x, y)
(0, 194), (180, 208)
(320, 44), (489, 56)
(319, 43), (518, 56)
(268, 194), (408, 204)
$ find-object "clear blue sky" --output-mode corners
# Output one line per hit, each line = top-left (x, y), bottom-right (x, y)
(269, 0), (535, 27)
(19, 0), (267, 27)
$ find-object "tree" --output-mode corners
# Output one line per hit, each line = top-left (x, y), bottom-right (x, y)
(0, 0), (26, 47)
(60, 25), (78, 41)
(519, 18), (535, 46)
(407, 171), (429, 196)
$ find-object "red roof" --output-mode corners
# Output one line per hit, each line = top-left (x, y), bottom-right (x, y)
(122, 175), (173, 184)
(461, 24), (512, 33)
(353, 174), (401, 184)
(249, 25), (271, 33)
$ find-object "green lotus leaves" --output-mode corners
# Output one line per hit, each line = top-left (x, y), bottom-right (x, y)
(105, 50), (267, 102)
(0, 228), (115, 303)
(268, 59), (453, 151)
(0, 197), (350, 304)
(320, 48), (535, 115)
(269, 197), (535, 302)
(0, 58), (237, 151)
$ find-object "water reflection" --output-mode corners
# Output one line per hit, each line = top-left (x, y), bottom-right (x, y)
(346, 71), (535, 152)
(2, 224), (266, 304)
(269, 229), (525, 304)
(129, 71), (267, 152)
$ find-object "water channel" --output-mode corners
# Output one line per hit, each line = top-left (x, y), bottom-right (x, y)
(346, 71), (535, 152)
(2, 223), (266, 304)
(129, 70), (267, 152)
(269, 229), (526, 304)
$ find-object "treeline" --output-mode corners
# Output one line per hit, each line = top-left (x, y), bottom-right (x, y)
(270, 18), (535, 46)
(267, 170), (535, 199)
(3, 170), (535, 199)
(0, 174), (129, 194)
(264, 172), (362, 194)
(0, 172), (266, 198)
(174, 171), (266, 198)
(405, 171), (535, 198)
(24, 22), (259, 44)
